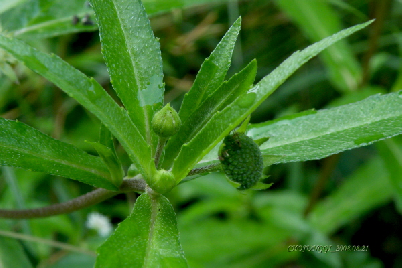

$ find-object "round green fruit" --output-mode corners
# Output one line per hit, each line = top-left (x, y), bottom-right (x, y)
(219, 133), (263, 190)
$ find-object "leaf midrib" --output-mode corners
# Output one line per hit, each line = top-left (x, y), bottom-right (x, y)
(144, 194), (159, 266)
(112, 0), (151, 144)
(262, 107), (402, 149)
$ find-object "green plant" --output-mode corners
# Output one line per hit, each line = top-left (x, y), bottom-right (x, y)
(0, 0), (401, 267)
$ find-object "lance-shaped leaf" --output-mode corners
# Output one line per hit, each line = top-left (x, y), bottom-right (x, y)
(276, 0), (362, 92)
(87, 141), (124, 188)
(162, 59), (257, 169)
(172, 20), (374, 181)
(0, 118), (115, 190)
(178, 17), (241, 124)
(88, 125), (124, 188)
(248, 91), (402, 164)
(91, 0), (164, 154)
(96, 193), (188, 268)
(0, 34), (155, 182)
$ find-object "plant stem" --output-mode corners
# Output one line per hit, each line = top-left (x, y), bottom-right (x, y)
(0, 163), (220, 219)
(0, 229), (96, 256)
(187, 163), (221, 176)
(154, 137), (167, 168)
(0, 177), (146, 219)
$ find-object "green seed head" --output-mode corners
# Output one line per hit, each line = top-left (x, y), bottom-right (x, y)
(152, 103), (181, 138)
(219, 133), (263, 190)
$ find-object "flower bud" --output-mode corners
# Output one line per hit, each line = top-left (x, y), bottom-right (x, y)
(152, 104), (181, 138)
(150, 169), (176, 194)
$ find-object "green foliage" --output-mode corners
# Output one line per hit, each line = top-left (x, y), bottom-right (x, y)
(251, 91), (402, 164)
(178, 17), (241, 124)
(276, 0), (362, 91)
(0, 0), (401, 267)
(96, 193), (187, 268)
(171, 20), (375, 182)
(0, 33), (155, 185)
(0, 118), (115, 190)
(163, 59), (257, 169)
(0, 0), (228, 40)
(91, 0), (164, 154)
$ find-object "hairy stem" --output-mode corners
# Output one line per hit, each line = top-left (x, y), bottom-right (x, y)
(0, 164), (220, 220)
(154, 137), (167, 168)
(187, 163), (221, 176)
(0, 177), (146, 219)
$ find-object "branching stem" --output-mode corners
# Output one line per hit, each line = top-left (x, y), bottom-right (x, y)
(0, 164), (220, 219)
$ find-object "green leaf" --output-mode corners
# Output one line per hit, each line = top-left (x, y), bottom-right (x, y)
(308, 157), (393, 234)
(172, 20), (374, 181)
(96, 193), (188, 268)
(163, 59), (257, 169)
(249, 91), (402, 164)
(14, 17), (98, 40)
(89, 125), (124, 188)
(0, 236), (33, 268)
(0, 34), (155, 183)
(3, 0), (96, 39)
(0, 118), (116, 190)
(91, 0), (164, 153)
(276, 0), (362, 91)
(0, 61), (18, 83)
(249, 182), (274, 191)
(178, 17), (241, 125)
(86, 141), (124, 188)
(99, 124), (115, 151)
(7, 0), (230, 40)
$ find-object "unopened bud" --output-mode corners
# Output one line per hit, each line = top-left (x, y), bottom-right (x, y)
(151, 104), (181, 138)
(150, 169), (176, 194)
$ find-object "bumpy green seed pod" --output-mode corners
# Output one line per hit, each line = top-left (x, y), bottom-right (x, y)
(219, 133), (263, 190)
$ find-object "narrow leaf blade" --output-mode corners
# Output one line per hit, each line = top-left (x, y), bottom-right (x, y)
(0, 118), (115, 190)
(9, 0), (230, 40)
(0, 34), (155, 182)
(172, 20), (374, 181)
(87, 141), (123, 188)
(249, 91), (402, 164)
(276, 0), (362, 91)
(96, 193), (188, 268)
(178, 17), (241, 124)
(91, 0), (164, 151)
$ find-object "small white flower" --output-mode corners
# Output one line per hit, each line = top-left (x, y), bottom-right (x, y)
(86, 212), (112, 237)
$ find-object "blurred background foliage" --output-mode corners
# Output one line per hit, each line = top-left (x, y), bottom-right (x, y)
(0, 0), (402, 267)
